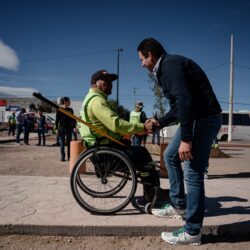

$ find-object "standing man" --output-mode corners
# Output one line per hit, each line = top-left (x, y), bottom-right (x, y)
(36, 110), (47, 146)
(23, 113), (32, 145)
(152, 113), (160, 146)
(130, 101), (147, 146)
(8, 111), (16, 136)
(137, 38), (222, 245)
(15, 108), (26, 145)
(55, 97), (76, 161)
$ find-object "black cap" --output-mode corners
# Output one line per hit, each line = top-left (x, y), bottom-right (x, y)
(136, 101), (144, 108)
(91, 70), (118, 84)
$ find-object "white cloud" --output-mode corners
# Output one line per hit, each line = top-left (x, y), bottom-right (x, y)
(0, 40), (19, 71)
(0, 86), (37, 97)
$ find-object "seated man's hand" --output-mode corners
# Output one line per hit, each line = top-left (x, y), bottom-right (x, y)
(144, 119), (160, 133)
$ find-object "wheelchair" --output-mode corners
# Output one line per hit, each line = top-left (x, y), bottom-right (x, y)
(70, 145), (159, 215)
(31, 93), (160, 215)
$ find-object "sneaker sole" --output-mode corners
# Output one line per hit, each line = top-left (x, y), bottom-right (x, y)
(152, 212), (184, 220)
(165, 240), (201, 246)
(161, 234), (201, 246)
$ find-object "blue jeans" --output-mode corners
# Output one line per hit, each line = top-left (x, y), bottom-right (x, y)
(23, 127), (30, 144)
(38, 128), (46, 145)
(152, 130), (160, 145)
(163, 114), (221, 235)
(15, 124), (23, 143)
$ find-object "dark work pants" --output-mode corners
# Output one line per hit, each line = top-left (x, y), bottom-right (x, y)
(59, 128), (72, 160)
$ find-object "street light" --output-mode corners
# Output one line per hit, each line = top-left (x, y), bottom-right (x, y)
(116, 48), (123, 113)
(228, 34), (234, 142)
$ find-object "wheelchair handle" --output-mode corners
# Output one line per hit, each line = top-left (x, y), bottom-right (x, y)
(33, 92), (125, 146)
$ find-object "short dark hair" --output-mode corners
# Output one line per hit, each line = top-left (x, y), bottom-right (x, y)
(137, 37), (166, 59)
(63, 97), (70, 103)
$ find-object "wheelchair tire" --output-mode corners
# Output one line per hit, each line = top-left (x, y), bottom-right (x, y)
(70, 147), (137, 215)
(145, 203), (152, 214)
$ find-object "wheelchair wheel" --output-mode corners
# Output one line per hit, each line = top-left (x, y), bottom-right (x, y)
(70, 147), (137, 215)
(76, 149), (129, 197)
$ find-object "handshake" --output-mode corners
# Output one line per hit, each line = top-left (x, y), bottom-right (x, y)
(144, 118), (160, 133)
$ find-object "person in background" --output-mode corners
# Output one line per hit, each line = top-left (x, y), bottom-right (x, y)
(152, 113), (160, 146)
(129, 101), (147, 146)
(72, 124), (78, 141)
(15, 108), (26, 145)
(8, 111), (16, 136)
(36, 110), (47, 146)
(205, 137), (219, 179)
(52, 97), (63, 147)
(55, 97), (76, 161)
(23, 113), (32, 145)
(137, 37), (222, 245)
(142, 132), (148, 146)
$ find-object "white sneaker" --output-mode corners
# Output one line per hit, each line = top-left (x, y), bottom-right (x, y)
(151, 203), (185, 219)
(204, 172), (209, 179)
(161, 227), (201, 245)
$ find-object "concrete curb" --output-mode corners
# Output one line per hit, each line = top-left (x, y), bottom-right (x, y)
(1, 223), (250, 237)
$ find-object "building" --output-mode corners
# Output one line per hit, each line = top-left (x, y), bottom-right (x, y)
(0, 97), (43, 123)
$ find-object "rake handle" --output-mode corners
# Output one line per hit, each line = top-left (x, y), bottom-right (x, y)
(33, 92), (125, 146)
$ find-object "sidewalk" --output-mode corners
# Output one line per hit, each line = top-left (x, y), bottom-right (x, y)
(0, 135), (250, 237)
(0, 175), (249, 237)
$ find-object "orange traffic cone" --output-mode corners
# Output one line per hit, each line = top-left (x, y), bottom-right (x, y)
(69, 140), (85, 174)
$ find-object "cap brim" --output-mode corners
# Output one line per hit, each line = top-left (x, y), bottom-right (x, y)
(136, 104), (144, 108)
(102, 74), (118, 82)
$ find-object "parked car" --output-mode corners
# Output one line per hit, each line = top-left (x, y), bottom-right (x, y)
(24, 112), (55, 134)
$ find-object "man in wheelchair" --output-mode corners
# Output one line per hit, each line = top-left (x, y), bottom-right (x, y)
(78, 69), (160, 203)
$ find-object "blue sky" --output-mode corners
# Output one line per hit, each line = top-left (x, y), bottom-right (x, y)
(0, 0), (250, 116)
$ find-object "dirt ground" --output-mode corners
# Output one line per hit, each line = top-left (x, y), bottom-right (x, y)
(0, 134), (70, 177)
(0, 234), (250, 250)
(0, 131), (250, 249)
(0, 133), (249, 178)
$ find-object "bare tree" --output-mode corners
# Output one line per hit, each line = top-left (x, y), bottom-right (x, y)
(148, 73), (168, 143)
(107, 99), (130, 121)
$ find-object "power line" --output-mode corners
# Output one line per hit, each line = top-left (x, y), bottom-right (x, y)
(219, 100), (250, 106)
(205, 62), (227, 72)
(123, 50), (139, 63)
(235, 64), (250, 70)
(20, 49), (117, 63)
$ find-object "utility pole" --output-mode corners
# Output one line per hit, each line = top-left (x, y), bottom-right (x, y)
(228, 34), (234, 142)
(133, 87), (137, 105)
(116, 48), (123, 113)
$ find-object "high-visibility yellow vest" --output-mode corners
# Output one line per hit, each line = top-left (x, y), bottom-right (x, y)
(130, 110), (141, 124)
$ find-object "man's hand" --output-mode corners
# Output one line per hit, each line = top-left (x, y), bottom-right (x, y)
(144, 119), (160, 133)
(178, 141), (193, 161)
